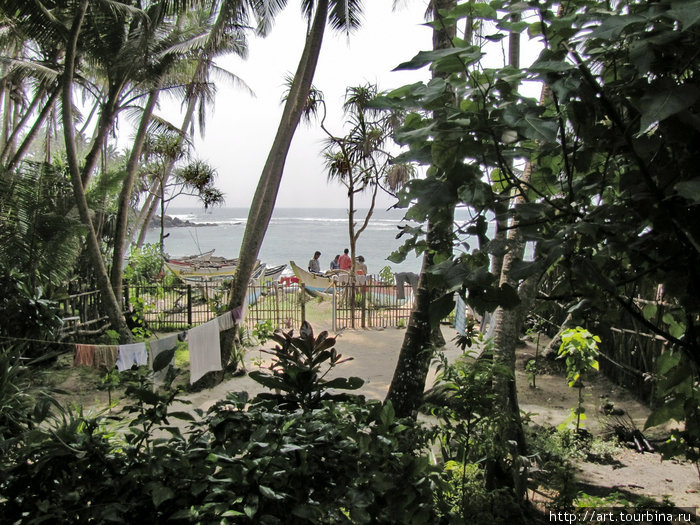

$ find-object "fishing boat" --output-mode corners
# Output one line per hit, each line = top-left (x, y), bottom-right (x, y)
(263, 264), (287, 283)
(289, 261), (343, 297)
(168, 249), (215, 263)
(164, 251), (239, 279)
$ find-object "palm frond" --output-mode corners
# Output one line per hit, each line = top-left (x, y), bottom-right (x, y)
(249, 0), (288, 36)
(0, 161), (84, 285)
(329, 0), (363, 34)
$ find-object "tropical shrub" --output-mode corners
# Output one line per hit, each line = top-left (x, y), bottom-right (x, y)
(0, 328), (444, 524)
(248, 321), (364, 410)
(557, 327), (600, 432)
(123, 243), (163, 284)
(0, 270), (63, 359)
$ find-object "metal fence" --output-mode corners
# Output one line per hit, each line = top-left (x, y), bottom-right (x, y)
(333, 280), (415, 330)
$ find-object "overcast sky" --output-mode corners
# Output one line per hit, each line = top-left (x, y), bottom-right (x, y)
(163, 1), (541, 210)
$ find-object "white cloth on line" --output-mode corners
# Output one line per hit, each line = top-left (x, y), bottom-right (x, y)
(188, 318), (222, 384)
(217, 311), (235, 331)
(116, 342), (148, 372)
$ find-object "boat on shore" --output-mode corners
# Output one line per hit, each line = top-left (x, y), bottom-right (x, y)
(289, 261), (342, 297)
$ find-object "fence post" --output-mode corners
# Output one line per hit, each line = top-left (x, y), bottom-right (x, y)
(332, 285), (336, 332)
(123, 282), (130, 311)
(187, 285), (192, 326)
(361, 283), (366, 329)
(301, 284), (306, 324)
(275, 284), (280, 327)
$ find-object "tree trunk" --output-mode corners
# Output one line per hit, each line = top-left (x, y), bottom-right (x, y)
(220, 0), (330, 368)
(135, 183), (161, 249)
(111, 87), (161, 302)
(384, 0), (457, 418)
(62, 0), (133, 344)
(1, 84), (44, 164)
(133, 185), (157, 245)
(4, 87), (60, 172)
(80, 82), (123, 187)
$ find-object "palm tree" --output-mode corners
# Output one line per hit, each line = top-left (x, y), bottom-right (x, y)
(109, 3), (245, 302)
(132, 0), (257, 250)
(322, 84), (411, 282)
(59, 0), (134, 342)
(221, 0), (364, 367)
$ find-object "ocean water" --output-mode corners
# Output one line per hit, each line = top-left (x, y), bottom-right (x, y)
(144, 207), (432, 275)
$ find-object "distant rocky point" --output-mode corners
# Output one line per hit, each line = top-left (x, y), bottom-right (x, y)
(150, 214), (218, 228)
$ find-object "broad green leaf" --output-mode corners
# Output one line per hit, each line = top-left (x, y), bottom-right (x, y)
(675, 179), (700, 204)
(150, 485), (174, 507)
(259, 485), (284, 500)
(638, 85), (700, 133)
(667, 1), (700, 30)
(323, 376), (364, 390)
(394, 48), (469, 71)
(517, 115), (558, 142)
(642, 303), (658, 320)
(152, 347), (175, 372)
(450, 2), (498, 20)
(168, 411), (195, 421)
(589, 15), (646, 40)
(656, 349), (681, 376)
(529, 59), (576, 73)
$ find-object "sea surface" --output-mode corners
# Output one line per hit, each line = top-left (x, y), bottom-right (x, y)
(145, 207), (449, 275)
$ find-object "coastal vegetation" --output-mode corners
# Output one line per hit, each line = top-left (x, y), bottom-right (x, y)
(1, 0), (699, 522)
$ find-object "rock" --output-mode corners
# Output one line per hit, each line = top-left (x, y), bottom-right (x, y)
(150, 214), (218, 228)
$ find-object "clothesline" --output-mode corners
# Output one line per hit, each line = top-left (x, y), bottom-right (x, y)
(2, 304), (245, 385)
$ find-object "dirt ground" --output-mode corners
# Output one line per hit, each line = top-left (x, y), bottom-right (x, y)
(52, 323), (699, 508)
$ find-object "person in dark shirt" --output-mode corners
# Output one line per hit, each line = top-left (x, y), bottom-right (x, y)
(308, 251), (322, 273)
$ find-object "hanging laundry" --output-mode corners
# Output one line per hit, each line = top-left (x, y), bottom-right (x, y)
(93, 345), (119, 370)
(116, 342), (148, 372)
(454, 294), (467, 336)
(148, 334), (178, 384)
(74, 344), (95, 367)
(187, 318), (222, 384)
(216, 311), (236, 332)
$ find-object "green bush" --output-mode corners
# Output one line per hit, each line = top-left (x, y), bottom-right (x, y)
(124, 244), (163, 284)
(0, 270), (63, 359)
(0, 323), (445, 524)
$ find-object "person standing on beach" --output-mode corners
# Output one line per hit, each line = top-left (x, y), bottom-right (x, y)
(308, 251), (322, 274)
(356, 255), (368, 275)
(338, 249), (352, 271)
(330, 254), (340, 270)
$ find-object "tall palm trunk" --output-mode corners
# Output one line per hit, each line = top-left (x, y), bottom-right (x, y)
(133, 65), (203, 250)
(133, 185), (158, 247)
(0, 84), (45, 164)
(218, 0), (330, 371)
(5, 86), (60, 172)
(385, 0), (457, 418)
(62, 0), (133, 344)
(111, 86), (161, 301)
(81, 84), (123, 186)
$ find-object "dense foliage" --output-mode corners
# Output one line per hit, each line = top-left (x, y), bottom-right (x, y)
(379, 0), (699, 456)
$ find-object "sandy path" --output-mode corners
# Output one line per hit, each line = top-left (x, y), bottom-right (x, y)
(181, 325), (465, 413)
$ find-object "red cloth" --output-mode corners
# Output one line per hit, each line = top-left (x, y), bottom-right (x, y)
(338, 253), (352, 270)
(74, 344), (95, 367)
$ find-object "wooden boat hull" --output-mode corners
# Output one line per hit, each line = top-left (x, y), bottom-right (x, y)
(289, 261), (337, 297)
(164, 261), (238, 278)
